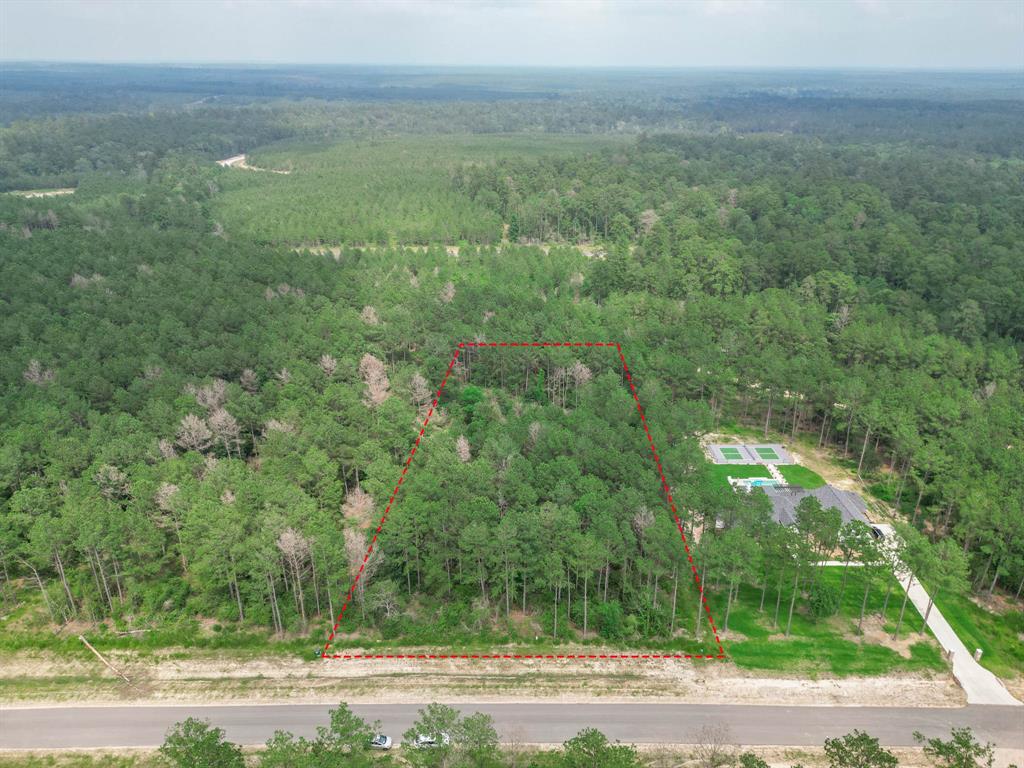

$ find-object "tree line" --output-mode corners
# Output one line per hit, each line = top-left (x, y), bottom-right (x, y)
(151, 702), (1004, 768)
(1, 113), (1021, 655)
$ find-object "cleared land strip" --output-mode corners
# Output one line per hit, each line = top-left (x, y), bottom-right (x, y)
(1, 703), (1021, 750)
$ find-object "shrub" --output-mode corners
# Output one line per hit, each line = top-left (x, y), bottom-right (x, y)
(810, 582), (840, 618)
(595, 601), (626, 640)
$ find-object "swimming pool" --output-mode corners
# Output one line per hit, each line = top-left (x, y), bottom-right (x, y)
(730, 477), (784, 491)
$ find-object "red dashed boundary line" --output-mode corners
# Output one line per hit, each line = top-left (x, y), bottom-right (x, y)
(322, 341), (726, 660)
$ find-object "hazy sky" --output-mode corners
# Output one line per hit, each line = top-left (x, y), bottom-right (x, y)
(1, 0), (1021, 69)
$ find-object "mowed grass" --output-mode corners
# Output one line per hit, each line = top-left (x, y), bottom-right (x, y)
(216, 134), (628, 245)
(926, 588), (1024, 680)
(707, 463), (773, 486)
(705, 567), (946, 676)
(778, 464), (827, 489)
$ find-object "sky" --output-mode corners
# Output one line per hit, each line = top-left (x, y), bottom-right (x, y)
(1, 0), (1021, 70)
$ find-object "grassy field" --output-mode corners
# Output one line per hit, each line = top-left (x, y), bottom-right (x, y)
(707, 463), (774, 486)
(926, 588), (1024, 680)
(704, 567), (945, 676)
(216, 134), (626, 245)
(778, 464), (827, 489)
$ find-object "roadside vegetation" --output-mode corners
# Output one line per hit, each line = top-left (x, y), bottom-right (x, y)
(924, 588), (1024, 681)
(0, 702), (1000, 768)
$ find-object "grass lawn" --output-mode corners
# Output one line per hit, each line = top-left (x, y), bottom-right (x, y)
(704, 567), (946, 676)
(707, 463), (773, 486)
(778, 465), (827, 489)
(926, 588), (1024, 681)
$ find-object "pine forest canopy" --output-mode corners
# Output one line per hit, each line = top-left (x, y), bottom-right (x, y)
(0, 65), (1021, 673)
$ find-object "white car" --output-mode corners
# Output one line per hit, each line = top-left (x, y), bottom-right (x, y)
(413, 733), (451, 748)
(370, 734), (392, 750)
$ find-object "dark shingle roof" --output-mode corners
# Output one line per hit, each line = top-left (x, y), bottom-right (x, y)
(762, 485), (869, 527)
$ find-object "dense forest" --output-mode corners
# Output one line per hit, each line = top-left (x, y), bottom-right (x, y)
(0, 68), (1021, 674)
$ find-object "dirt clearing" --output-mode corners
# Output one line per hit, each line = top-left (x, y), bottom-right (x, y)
(0, 649), (964, 709)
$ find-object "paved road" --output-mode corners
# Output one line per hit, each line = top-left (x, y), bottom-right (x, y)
(1, 704), (1021, 750)
(873, 523), (1021, 707)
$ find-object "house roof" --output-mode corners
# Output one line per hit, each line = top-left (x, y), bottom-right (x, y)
(762, 485), (869, 527)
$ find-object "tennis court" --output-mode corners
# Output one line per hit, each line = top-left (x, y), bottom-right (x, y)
(707, 443), (793, 464)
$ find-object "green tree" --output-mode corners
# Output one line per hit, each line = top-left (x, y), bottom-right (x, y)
(824, 730), (898, 768)
(315, 702), (378, 758)
(158, 718), (244, 768)
(914, 727), (995, 768)
(457, 712), (501, 768)
(738, 754), (769, 768)
(561, 728), (642, 768)
(403, 703), (461, 768)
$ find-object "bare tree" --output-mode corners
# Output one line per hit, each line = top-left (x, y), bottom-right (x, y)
(632, 506), (655, 555)
(201, 455), (219, 478)
(277, 528), (311, 626)
(275, 368), (292, 385)
(456, 435), (471, 463)
(70, 273), (103, 288)
(410, 372), (432, 410)
(503, 727), (529, 768)
(359, 353), (390, 408)
(368, 580), (401, 619)
(264, 418), (296, 436)
(157, 439), (177, 460)
(344, 528), (382, 617)
(94, 465), (129, 500)
(569, 272), (584, 302)
(319, 354), (338, 378)
(208, 407), (241, 457)
(342, 487), (375, 529)
(239, 368), (259, 393)
(439, 280), (456, 304)
(690, 724), (737, 768)
(155, 481), (187, 573)
(22, 359), (54, 386)
(175, 413), (213, 453)
(570, 361), (593, 388)
(220, 489), (236, 505)
(639, 208), (660, 233)
(834, 304), (852, 331)
(154, 482), (179, 512)
(360, 306), (380, 325)
(570, 361), (592, 405)
(527, 421), (542, 451)
(192, 379), (227, 410)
